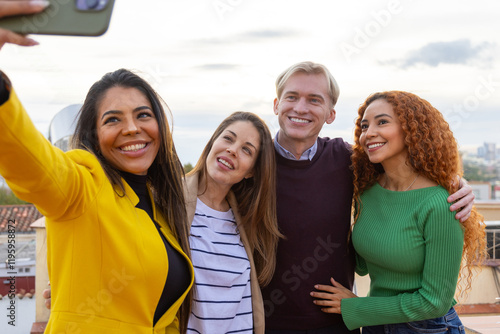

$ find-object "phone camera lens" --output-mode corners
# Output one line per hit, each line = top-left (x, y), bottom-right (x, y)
(85, 0), (99, 9)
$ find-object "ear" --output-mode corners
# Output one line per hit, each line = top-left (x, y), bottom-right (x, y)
(325, 107), (336, 124)
(273, 98), (280, 115)
(244, 169), (254, 179)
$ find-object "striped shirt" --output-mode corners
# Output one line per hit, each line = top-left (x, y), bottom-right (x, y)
(187, 198), (253, 334)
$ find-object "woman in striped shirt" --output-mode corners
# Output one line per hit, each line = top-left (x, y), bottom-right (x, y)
(184, 111), (281, 334)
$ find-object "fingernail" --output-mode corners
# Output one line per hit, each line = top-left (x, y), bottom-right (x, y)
(27, 38), (39, 46)
(30, 0), (51, 9)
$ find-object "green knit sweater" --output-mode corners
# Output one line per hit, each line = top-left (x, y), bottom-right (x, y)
(341, 183), (464, 330)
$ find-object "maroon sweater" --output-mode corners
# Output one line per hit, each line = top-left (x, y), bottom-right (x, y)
(262, 137), (355, 331)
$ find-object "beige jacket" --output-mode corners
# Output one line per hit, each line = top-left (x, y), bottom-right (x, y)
(184, 173), (265, 334)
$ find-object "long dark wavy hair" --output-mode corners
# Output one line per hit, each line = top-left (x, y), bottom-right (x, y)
(71, 68), (191, 332)
(189, 111), (282, 286)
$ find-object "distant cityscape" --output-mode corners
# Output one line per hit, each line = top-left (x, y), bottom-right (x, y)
(461, 142), (500, 201)
(475, 142), (500, 163)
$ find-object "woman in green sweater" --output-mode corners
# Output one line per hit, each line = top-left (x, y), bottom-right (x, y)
(310, 91), (486, 333)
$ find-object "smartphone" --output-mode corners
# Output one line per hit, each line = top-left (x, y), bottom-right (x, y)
(0, 0), (115, 37)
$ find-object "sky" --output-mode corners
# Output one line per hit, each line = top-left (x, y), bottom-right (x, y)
(0, 0), (499, 165)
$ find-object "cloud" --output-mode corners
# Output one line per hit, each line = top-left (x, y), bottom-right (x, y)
(188, 29), (300, 46)
(389, 39), (494, 69)
(238, 29), (298, 40)
(193, 63), (241, 71)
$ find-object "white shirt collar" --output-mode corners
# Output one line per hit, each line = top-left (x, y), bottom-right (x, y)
(274, 131), (317, 161)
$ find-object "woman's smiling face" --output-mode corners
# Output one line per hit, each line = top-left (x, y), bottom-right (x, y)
(205, 120), (261, 188)
(359, 98), (407, 167)
(96, 86), (160, 175)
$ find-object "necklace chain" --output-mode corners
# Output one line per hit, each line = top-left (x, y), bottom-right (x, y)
(382, 174), (419, 191)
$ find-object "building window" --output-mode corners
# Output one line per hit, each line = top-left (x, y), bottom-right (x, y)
(486, 227), (500, 260)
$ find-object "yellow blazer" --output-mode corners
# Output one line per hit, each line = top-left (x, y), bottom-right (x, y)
(183, 173), (265, 334)
(0, 81), (194, 333)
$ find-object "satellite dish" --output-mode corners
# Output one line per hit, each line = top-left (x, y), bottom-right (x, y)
(48, 104), (82, 152)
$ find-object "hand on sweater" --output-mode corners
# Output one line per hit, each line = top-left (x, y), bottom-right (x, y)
(0, 0), (49, 49)
(448, 176), (474, 222)
(310, 277), (357, 314)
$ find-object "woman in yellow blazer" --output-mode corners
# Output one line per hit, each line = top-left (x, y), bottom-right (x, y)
(183, 112), (281, 333)
(0, 68), (194, 333)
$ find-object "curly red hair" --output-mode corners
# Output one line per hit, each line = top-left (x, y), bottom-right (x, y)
(351, 91), (486, 293)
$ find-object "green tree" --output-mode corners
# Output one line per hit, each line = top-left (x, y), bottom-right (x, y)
(463, 161), (498, 182)
(0, 187), (28, 205)
(183, 163), (193, 174)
